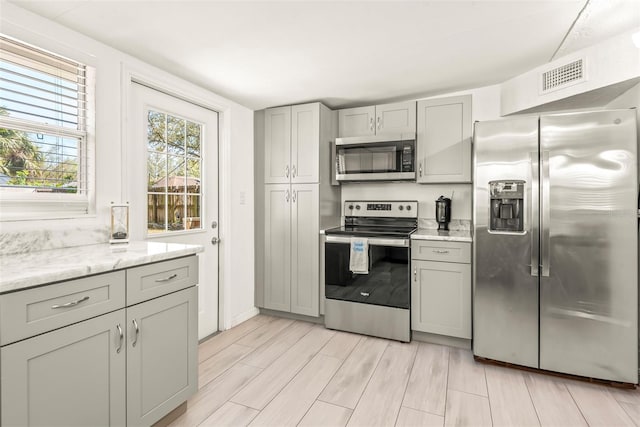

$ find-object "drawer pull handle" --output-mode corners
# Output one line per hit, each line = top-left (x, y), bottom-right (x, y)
(116, 324), (123, 354)
(433, 250), (450, 254)
(360, 292), (370, 297)
(155, 273), (178, 282)
(51, 296), (90, 309)
(132, 319), (139, 347)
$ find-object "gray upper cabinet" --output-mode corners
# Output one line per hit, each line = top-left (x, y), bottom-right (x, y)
(264, 106), (291, 184)
(375, 101), (416, 136)
(338, 101), (416, 137)
(265, 103), (321, 184)
(338, 106), (376, 137)
(417, 95), (472, 183)
(291, 103), (320, 184)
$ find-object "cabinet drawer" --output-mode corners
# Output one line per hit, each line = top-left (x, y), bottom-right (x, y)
(0, 271), (126, 345)
(126, 256), (198, 305)
(411, 240), (471, 264)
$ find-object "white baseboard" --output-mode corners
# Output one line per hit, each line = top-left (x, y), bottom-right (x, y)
(229, 306), (260, 329)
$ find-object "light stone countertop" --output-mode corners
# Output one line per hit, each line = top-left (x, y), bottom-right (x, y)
(0, 241), (204, 294)
(411, 228), (473, 243)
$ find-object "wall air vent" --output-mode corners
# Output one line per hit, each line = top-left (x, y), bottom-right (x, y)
(540, 58), (586, 94)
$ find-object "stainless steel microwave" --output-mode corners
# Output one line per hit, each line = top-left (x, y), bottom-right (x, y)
(335, 133), (416, 182)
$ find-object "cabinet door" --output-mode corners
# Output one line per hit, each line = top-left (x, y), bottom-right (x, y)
(264, 184), (292, 312)
(1, 310), (126, 427)
(411, 260), (471, 339)
(338, 106), (376, 137)
(291, 184), (319, 317)
(417, 95), (472, 183)
(375, 101), (416, 135)
(265, 106), (291, 183)
(127, 287), (198, 427)
(291, 103), (320, 184)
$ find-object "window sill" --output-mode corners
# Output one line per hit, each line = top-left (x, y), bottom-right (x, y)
(145, 228), (208, 239)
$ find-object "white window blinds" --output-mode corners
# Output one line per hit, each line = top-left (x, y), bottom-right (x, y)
(0, 34), (89, 201)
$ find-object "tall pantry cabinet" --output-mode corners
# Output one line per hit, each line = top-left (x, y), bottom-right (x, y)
(258, 103), (340, 317)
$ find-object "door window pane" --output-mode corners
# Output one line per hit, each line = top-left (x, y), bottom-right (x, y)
(146, 109), (202, 234)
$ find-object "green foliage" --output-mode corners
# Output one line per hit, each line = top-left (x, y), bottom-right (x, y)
(0, 108), (77, 190)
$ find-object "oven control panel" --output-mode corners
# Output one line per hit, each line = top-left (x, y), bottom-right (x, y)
(344, 201), (418, 218)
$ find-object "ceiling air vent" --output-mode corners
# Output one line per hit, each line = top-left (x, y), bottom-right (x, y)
(541, 58), (586, 94)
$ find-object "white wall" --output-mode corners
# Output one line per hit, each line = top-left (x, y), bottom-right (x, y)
(0, 2), (255, 330)
(501, 28), (640, 115)
(340, 84), (502, 222)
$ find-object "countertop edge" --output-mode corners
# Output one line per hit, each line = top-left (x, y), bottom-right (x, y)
(1, 242), (204, 294)
(410, 229), (473, 243)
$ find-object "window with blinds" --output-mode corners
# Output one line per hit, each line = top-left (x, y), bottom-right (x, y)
(0, 35), (88, 199)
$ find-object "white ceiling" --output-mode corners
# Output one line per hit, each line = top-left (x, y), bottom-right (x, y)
(6, 0), (640, 110)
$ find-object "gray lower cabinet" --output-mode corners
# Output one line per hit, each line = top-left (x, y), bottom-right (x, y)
(264, 183), (319, 316)
(411, 241), (472, 339)
(1, 309), (127, 426)
(0, 256), (199, 427)
(127, 286), (198, 427)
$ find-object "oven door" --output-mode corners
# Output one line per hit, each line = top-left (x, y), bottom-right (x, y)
(335, 136), (415, 182)
(324, 235), (410, 309)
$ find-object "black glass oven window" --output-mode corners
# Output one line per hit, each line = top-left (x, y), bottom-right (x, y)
(325, 242), (409, 309)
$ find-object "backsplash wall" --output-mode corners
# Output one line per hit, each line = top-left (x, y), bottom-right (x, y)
(340, 182), (472, 221)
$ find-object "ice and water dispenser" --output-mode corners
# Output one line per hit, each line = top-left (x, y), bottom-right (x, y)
(489, 180), (524, 233)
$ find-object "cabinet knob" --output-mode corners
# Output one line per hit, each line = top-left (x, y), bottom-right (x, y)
(211, 237), (219, 245)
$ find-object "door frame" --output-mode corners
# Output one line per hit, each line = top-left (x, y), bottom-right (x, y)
(120, 63), (233, 331)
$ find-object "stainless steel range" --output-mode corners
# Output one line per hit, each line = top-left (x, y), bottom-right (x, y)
(324, 200), (418, 342)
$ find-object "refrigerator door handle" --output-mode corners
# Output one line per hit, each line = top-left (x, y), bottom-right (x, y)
(541, 150), (550, 277)
(530, 151), (539, 276)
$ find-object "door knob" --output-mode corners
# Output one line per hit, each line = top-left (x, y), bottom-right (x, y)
(211, 237), (219, 245)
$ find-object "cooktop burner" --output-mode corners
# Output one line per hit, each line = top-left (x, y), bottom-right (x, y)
(324, 225), (416, 239)
(326, 200), (418, 238)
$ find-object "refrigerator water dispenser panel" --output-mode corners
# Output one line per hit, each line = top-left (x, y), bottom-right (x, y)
(489, 180), (524, 233)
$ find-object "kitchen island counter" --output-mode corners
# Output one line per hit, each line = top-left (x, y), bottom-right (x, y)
(411, 228), (472, 243)
(0, 241), (203, 294)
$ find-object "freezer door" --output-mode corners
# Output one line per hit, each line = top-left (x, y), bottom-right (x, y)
(473, 116), (539, 368)
(539, 110), (638, 383)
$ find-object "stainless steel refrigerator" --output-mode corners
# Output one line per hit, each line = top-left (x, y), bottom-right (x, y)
(473, 109), (638, 384)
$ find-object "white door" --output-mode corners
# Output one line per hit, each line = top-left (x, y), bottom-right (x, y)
(129, 82), (219, 339)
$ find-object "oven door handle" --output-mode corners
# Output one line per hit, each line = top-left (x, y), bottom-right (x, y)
(325, 235), (409, 248)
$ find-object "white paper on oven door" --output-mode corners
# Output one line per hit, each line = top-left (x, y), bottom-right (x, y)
(349, 237), (369, 274)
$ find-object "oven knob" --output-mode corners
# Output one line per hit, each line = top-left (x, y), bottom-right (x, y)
(398, 205), (404, 211)
(348, 204), (354, 210)
(355, 205), (361, 210)
(406, 205), (412, 211)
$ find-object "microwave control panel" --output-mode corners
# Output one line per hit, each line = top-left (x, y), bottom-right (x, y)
(401, 144), (414, 172)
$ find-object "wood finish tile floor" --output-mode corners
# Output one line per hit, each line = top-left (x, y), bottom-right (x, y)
(170, 315), (640, 427)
